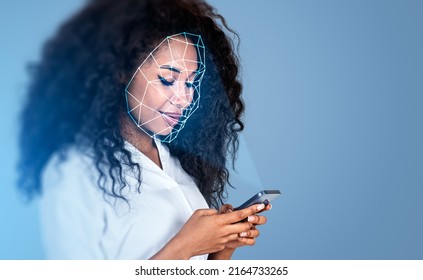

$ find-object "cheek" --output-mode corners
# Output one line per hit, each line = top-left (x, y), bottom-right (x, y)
(127, 77), (147, 106)
(187, 88), (198, 105)
(142, 85), (170, 109)
(189, 88), (195, 102)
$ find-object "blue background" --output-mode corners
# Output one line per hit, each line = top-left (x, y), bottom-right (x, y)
(1, 0), (422, 259)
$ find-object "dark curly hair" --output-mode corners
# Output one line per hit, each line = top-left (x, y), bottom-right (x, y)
(18, 0), (244, 208)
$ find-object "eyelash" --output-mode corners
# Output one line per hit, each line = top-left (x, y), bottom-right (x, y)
(158, 75), (174, 86)
(158, 75), (195, 89)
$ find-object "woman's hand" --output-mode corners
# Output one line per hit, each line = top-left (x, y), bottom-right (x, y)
(208, 203), (271, 260)
(149, 203), (268, 260)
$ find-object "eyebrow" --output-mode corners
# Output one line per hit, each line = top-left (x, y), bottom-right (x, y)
(160, 65), (181, 73)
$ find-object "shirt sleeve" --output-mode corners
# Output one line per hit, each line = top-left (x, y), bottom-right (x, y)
(39, 150), (108, 259)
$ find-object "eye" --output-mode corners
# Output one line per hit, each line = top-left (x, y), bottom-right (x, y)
(158, 75), (174, 86)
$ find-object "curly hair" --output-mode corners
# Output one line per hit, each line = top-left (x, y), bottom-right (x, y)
(18, 0), (244, 208)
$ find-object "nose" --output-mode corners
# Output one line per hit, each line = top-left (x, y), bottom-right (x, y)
(170, 81), (193, 109)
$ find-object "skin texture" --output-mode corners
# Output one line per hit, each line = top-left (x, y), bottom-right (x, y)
(127, 37), (198, 136)
(121, 37), (198, 168)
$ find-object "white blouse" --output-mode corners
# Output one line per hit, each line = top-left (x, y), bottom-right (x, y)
(39, 139), (209, 260)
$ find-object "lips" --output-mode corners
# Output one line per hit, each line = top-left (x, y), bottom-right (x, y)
(160, 111), (181, 126)
(163, 112), (181, 119)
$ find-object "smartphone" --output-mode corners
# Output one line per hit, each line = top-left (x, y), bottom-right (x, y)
(234, 189), (281, 211)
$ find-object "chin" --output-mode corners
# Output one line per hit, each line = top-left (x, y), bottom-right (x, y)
(155, 127), (173, 136)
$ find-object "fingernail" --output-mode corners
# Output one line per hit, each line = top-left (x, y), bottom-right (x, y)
(257, 203), (265, 211)
(239, 232), (247, 237)
(247, 216), (255, 222)
(269, 204), (272, 210)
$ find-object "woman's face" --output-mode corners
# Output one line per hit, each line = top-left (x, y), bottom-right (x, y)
(125, 33), (205, 141)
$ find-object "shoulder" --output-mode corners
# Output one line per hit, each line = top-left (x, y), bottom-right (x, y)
(40, 146), (103, 208)
(39, 147), (108, 259)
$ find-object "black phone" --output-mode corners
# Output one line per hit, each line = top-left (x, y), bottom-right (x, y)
(234, 189), (281, 211)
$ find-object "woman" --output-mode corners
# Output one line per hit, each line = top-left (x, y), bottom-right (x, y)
(18, 0), (270, 259)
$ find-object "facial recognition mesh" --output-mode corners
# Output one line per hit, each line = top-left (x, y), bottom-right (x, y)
(125, 32), (206, 143)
